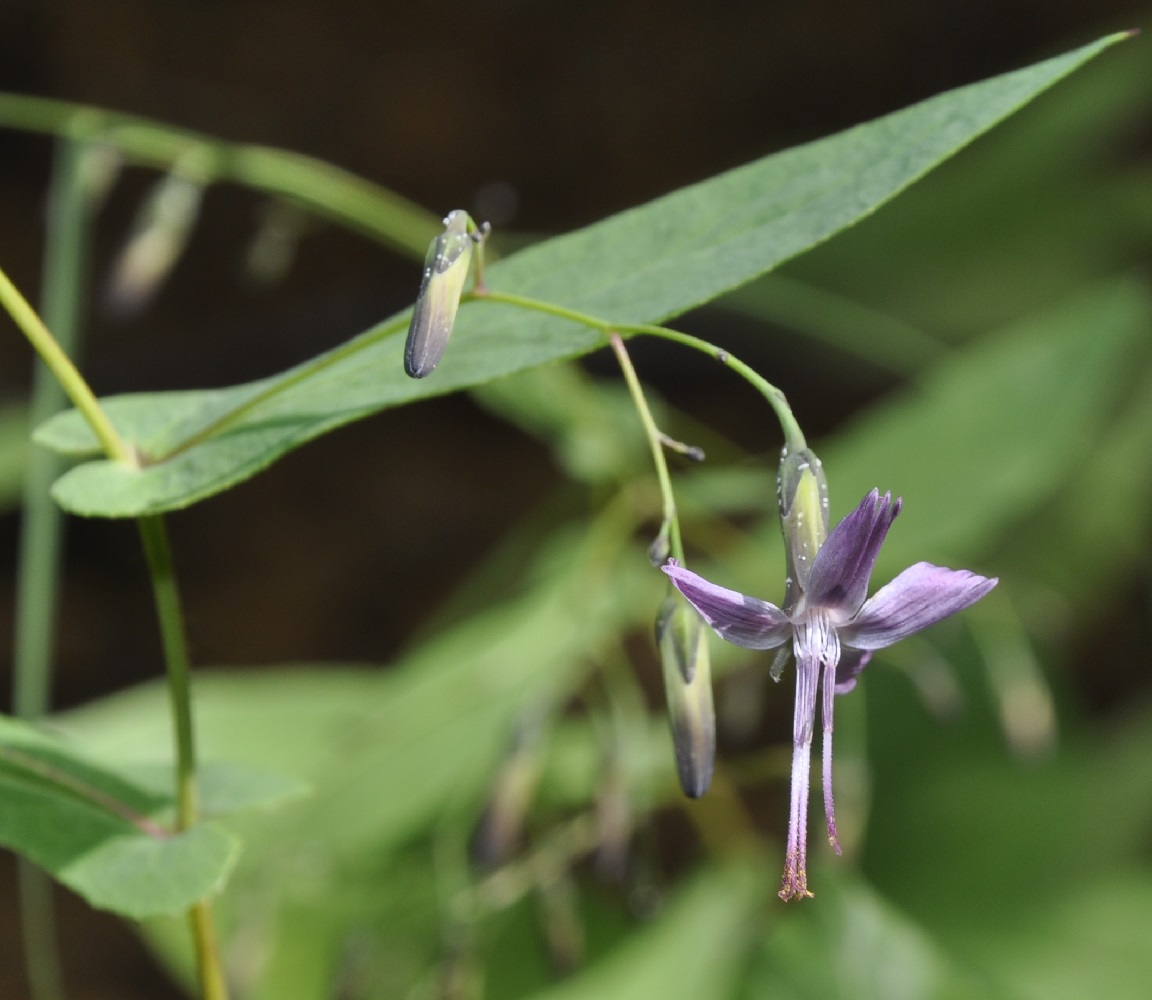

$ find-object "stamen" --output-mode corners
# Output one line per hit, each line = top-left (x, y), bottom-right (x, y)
(822, 655), (842, 854)
(779, 742), (814, 901)
(780, 641), (819, 901)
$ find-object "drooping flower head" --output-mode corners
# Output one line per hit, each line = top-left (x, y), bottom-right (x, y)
(663, 447), (997, 900)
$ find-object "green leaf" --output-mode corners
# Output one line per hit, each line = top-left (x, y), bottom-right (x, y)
(120, 760), (311, 817)
(827, 278), (1152, 575)
(58, 527), (659, 861)
(523, 863), (768, 1000)
(0, 714), (239, 918)
(694, 278), (1152, 605)
(746, 872), (986, 1000)
(972, 870), (1152, 1000)
(35, 34), (1128, 517)
(59, 822), (238, 921)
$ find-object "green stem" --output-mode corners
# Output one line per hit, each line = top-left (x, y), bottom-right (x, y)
(0, 265), (135, 467)
(0, 93), (438, 259)
(470, 289), (807, 452)
(136, 516), (197, 829)
(136, 515), (229, 1000)
(606, 333), (684, 563)
(12, 134), (94, 1000)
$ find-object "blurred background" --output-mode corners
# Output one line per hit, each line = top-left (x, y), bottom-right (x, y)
(0, 2), (1150, 998)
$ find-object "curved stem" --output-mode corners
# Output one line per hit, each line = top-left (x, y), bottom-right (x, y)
(137, 515), (229, 1000)
(0, 265), (135, 466)
(605, 333), (684, 563)
(136, 517), (197, 829)
(0, 93), (438, 260)
(469, 288), (807, 453)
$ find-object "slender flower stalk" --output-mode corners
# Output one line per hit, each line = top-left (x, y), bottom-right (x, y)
(0, 264), (135, 466)
(137, 515), (229, 999)
(0, 263), (225, 996)
(664, 447), (997, 900)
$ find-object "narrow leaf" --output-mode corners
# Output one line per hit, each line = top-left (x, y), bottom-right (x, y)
(35, 35), (1128, 517)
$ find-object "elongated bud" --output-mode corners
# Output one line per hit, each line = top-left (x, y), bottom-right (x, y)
(539, 872), (585, 975)
(655, 594), (715, 798)
(593, 748), (632, 882)
(470, 719), (544, 869)
(404, 210), (480, 378)
(244, 200), (310, 285)
(105, 170), (204, 318)
(777, 446), (829, 604)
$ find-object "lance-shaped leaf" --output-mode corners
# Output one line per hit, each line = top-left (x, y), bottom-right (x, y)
(34, 34), (1129, 517)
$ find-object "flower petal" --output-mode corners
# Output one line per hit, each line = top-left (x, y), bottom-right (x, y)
(839, 562), (998, 650)
(804, 490), (901, 617)
(833, 649), (873, 694)
(662, 562), (791, 650)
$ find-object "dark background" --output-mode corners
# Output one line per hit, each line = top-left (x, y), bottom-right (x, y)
(0, 2), (1146, 997)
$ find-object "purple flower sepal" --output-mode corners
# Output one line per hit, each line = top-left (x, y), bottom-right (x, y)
(662, 487), (997, 900)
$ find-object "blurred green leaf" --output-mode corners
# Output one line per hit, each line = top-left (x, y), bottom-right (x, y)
(0, 714), (239, 918)
(746, 872), (986, 1000)
(523, 863), (768, 1000)
(34, 34), (1127, 517)
(829, 278), (1152, 574)
(473, 364), (649, 484)
(861, 676), (1152, 1000)
(776, 31), (1152, 338)
(60, 538), (657, 857)
(121, 760), (310, 817)
(702, 279), (1152, 604)
(999, 362), (1152, 618)
(974, 870), (1152, 1000)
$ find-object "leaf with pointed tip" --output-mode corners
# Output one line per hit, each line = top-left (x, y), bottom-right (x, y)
(34, 34), (1129, 517)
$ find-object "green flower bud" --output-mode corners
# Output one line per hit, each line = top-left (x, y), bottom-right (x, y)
(404, 210), (477, 378)
(655, 594), (715, 798)
(777, 446), (829, 604)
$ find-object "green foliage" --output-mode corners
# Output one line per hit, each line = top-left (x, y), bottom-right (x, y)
(3, 27), (1151, 1000)
(34, 33), (1124, 517)
(0, 715), (241, 917)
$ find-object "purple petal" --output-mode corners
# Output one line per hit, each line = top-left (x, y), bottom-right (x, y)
(805, 490), (902, 616)
(839, 562), (998, 650)
(662, 562), (791, 650)
(833, 649), (873, 694)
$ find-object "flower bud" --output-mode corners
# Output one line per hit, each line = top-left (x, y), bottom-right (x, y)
(470, 718), (544, 868)
(777, 446), (829, 602)
(105, 170), (204, 318)
(655, 594), (715, 798)
(404, 209), (476, 378)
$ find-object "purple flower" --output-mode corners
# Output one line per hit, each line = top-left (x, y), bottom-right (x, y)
(662, 475), (996, 900)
